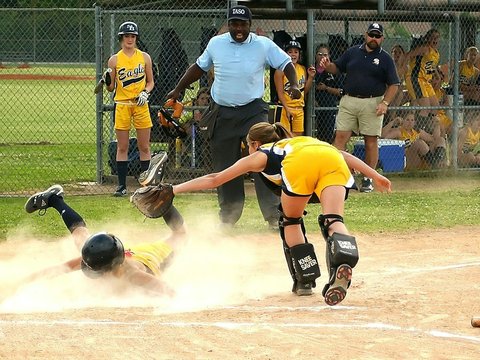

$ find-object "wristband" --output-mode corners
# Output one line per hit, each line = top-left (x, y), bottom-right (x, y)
(382, 100), (389, 106)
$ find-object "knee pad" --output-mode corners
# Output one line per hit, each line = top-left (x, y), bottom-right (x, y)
(326, 232), (359, 283)
(318, 214), (344, 240)
(278, 205), (319, 289)
(289, 242), (321, 284)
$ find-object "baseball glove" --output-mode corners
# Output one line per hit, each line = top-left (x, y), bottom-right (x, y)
(130, 184), (174, 218)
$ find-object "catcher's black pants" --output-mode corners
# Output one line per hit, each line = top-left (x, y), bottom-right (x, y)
(211, 99), (279, 225)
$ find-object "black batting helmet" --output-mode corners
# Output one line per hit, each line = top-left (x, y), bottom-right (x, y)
(284, 40), (302, 51)
(81, 232), (125, 278)
(118, 21), (139, 41)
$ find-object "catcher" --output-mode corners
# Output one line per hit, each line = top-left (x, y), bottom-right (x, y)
(20, 184), (185, 295)
(131, 122), (391, 306)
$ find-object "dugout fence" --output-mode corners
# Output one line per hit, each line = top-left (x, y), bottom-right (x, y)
(1, 0), (480, 195)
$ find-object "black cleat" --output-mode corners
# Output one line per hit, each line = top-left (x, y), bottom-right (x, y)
(113, 185), (127, 197)
(323, 264), (352, 306)
(138, 151), (168, 186)
(25, 185), (64, 214)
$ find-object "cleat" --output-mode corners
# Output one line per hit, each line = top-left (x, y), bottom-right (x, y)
(138, 151), (168, 186)
(360, 177), (373, 193)
(294, 281), (314, 296)
(25, 185), (64, 214)
(323, 264), (352, 306)
(113, 186), (127, 197)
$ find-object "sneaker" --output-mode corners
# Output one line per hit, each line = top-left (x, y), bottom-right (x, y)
(360, 177), (374, 193)
(294, 281), (314, 296)
(323, 264), (352, 306)
(113, 186), (127, 197)
(25, 184), (64, 214)
(138, 152), (168, 186)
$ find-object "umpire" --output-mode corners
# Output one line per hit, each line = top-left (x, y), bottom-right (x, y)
(166, 5), (300, 228)
(320, 23), (399, 192)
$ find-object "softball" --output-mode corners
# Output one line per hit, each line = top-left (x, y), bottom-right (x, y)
(471, 317), (480, 327)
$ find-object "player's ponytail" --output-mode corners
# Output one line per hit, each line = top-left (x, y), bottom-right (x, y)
(247, 122), (293, 145)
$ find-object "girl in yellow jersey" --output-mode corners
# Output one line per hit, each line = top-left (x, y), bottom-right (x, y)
(21, 184), (185, 295)
(105, 21), (155, 197)
(405, 29), (441, 130)
(274, 41), (315, 136)
(431, 69), (453, 137)
(382, 112), (432, 170)
(458, 46), (480, 106)
(458, 111), (480, 167)
(156, 122), (391, 306)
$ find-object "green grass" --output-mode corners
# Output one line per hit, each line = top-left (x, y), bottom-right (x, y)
(2, 176), (479, 242)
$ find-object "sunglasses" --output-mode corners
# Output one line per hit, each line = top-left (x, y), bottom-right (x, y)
(367, 32), (383, 39)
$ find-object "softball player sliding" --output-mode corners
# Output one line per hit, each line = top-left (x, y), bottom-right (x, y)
(19, 184), (185, 294)
(146, 122), (391, 306)
(104, 21), (155, 197)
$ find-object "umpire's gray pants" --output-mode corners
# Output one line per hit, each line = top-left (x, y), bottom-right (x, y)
(211, 99), (279, 225)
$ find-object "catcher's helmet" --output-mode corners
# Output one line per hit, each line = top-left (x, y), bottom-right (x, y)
(285, 40), (302, 51)
(81, 232), (125, 278)
(118, 21), (139, 41)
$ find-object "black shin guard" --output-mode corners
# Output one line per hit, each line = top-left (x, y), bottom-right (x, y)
(279, 206), (320, 292)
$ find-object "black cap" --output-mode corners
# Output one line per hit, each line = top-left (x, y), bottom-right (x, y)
(367, 23), (383, 35)
(285, 40), (302, 51)
(228, 5), (252, 22)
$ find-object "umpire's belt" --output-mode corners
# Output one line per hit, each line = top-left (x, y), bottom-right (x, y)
(346, 93), (382, 98)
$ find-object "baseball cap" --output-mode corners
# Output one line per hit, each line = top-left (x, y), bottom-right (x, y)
(367, 23), (383, 35)
(285, 40), (302, 51)
(228, 5), (252, 22)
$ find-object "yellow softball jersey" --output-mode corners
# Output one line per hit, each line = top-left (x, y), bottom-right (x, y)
(280, 63), (307, 108)
(462, 127), (480, 153)
(125, 241), (173, 276)
(114, 49), (147, 102)
(459, 60), (477, 86)
(408, 46), (440, 82)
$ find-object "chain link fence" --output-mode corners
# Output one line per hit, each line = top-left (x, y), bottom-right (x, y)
(1, 0), (479, 196)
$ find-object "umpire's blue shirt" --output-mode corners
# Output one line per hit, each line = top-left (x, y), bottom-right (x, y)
(197, 32), (292, 107)
(334, 44), (400, 97)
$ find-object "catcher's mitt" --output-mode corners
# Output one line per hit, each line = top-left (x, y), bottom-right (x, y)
(130, 184), (174, 218)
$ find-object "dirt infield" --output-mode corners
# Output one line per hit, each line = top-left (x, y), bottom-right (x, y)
(1, 225), (479, 359)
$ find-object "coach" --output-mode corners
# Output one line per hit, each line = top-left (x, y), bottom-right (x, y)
(166, 5), (300, 228)
(320, 23), (400, 192)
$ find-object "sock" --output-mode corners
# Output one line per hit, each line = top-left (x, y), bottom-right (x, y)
(141, 160), (150, 172)
(49, 195), (86, 233)
(117, 161), (128, 188)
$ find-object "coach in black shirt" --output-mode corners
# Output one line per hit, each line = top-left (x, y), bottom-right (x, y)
(319, 23), (400, 192)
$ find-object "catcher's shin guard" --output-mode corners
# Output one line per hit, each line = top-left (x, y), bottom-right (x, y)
(280, 207), (320, 296)
(318, 214), (359, 306)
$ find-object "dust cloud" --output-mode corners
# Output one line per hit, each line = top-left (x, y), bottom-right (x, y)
(0, 214), (289, 314)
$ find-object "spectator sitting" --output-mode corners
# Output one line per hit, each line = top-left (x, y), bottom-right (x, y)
(382, 112), (431, 170)
(458, 110), (480, 168)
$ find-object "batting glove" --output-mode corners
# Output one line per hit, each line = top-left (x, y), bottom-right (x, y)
(101, 68), (112, 86)
(137, 90), (149, 106)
